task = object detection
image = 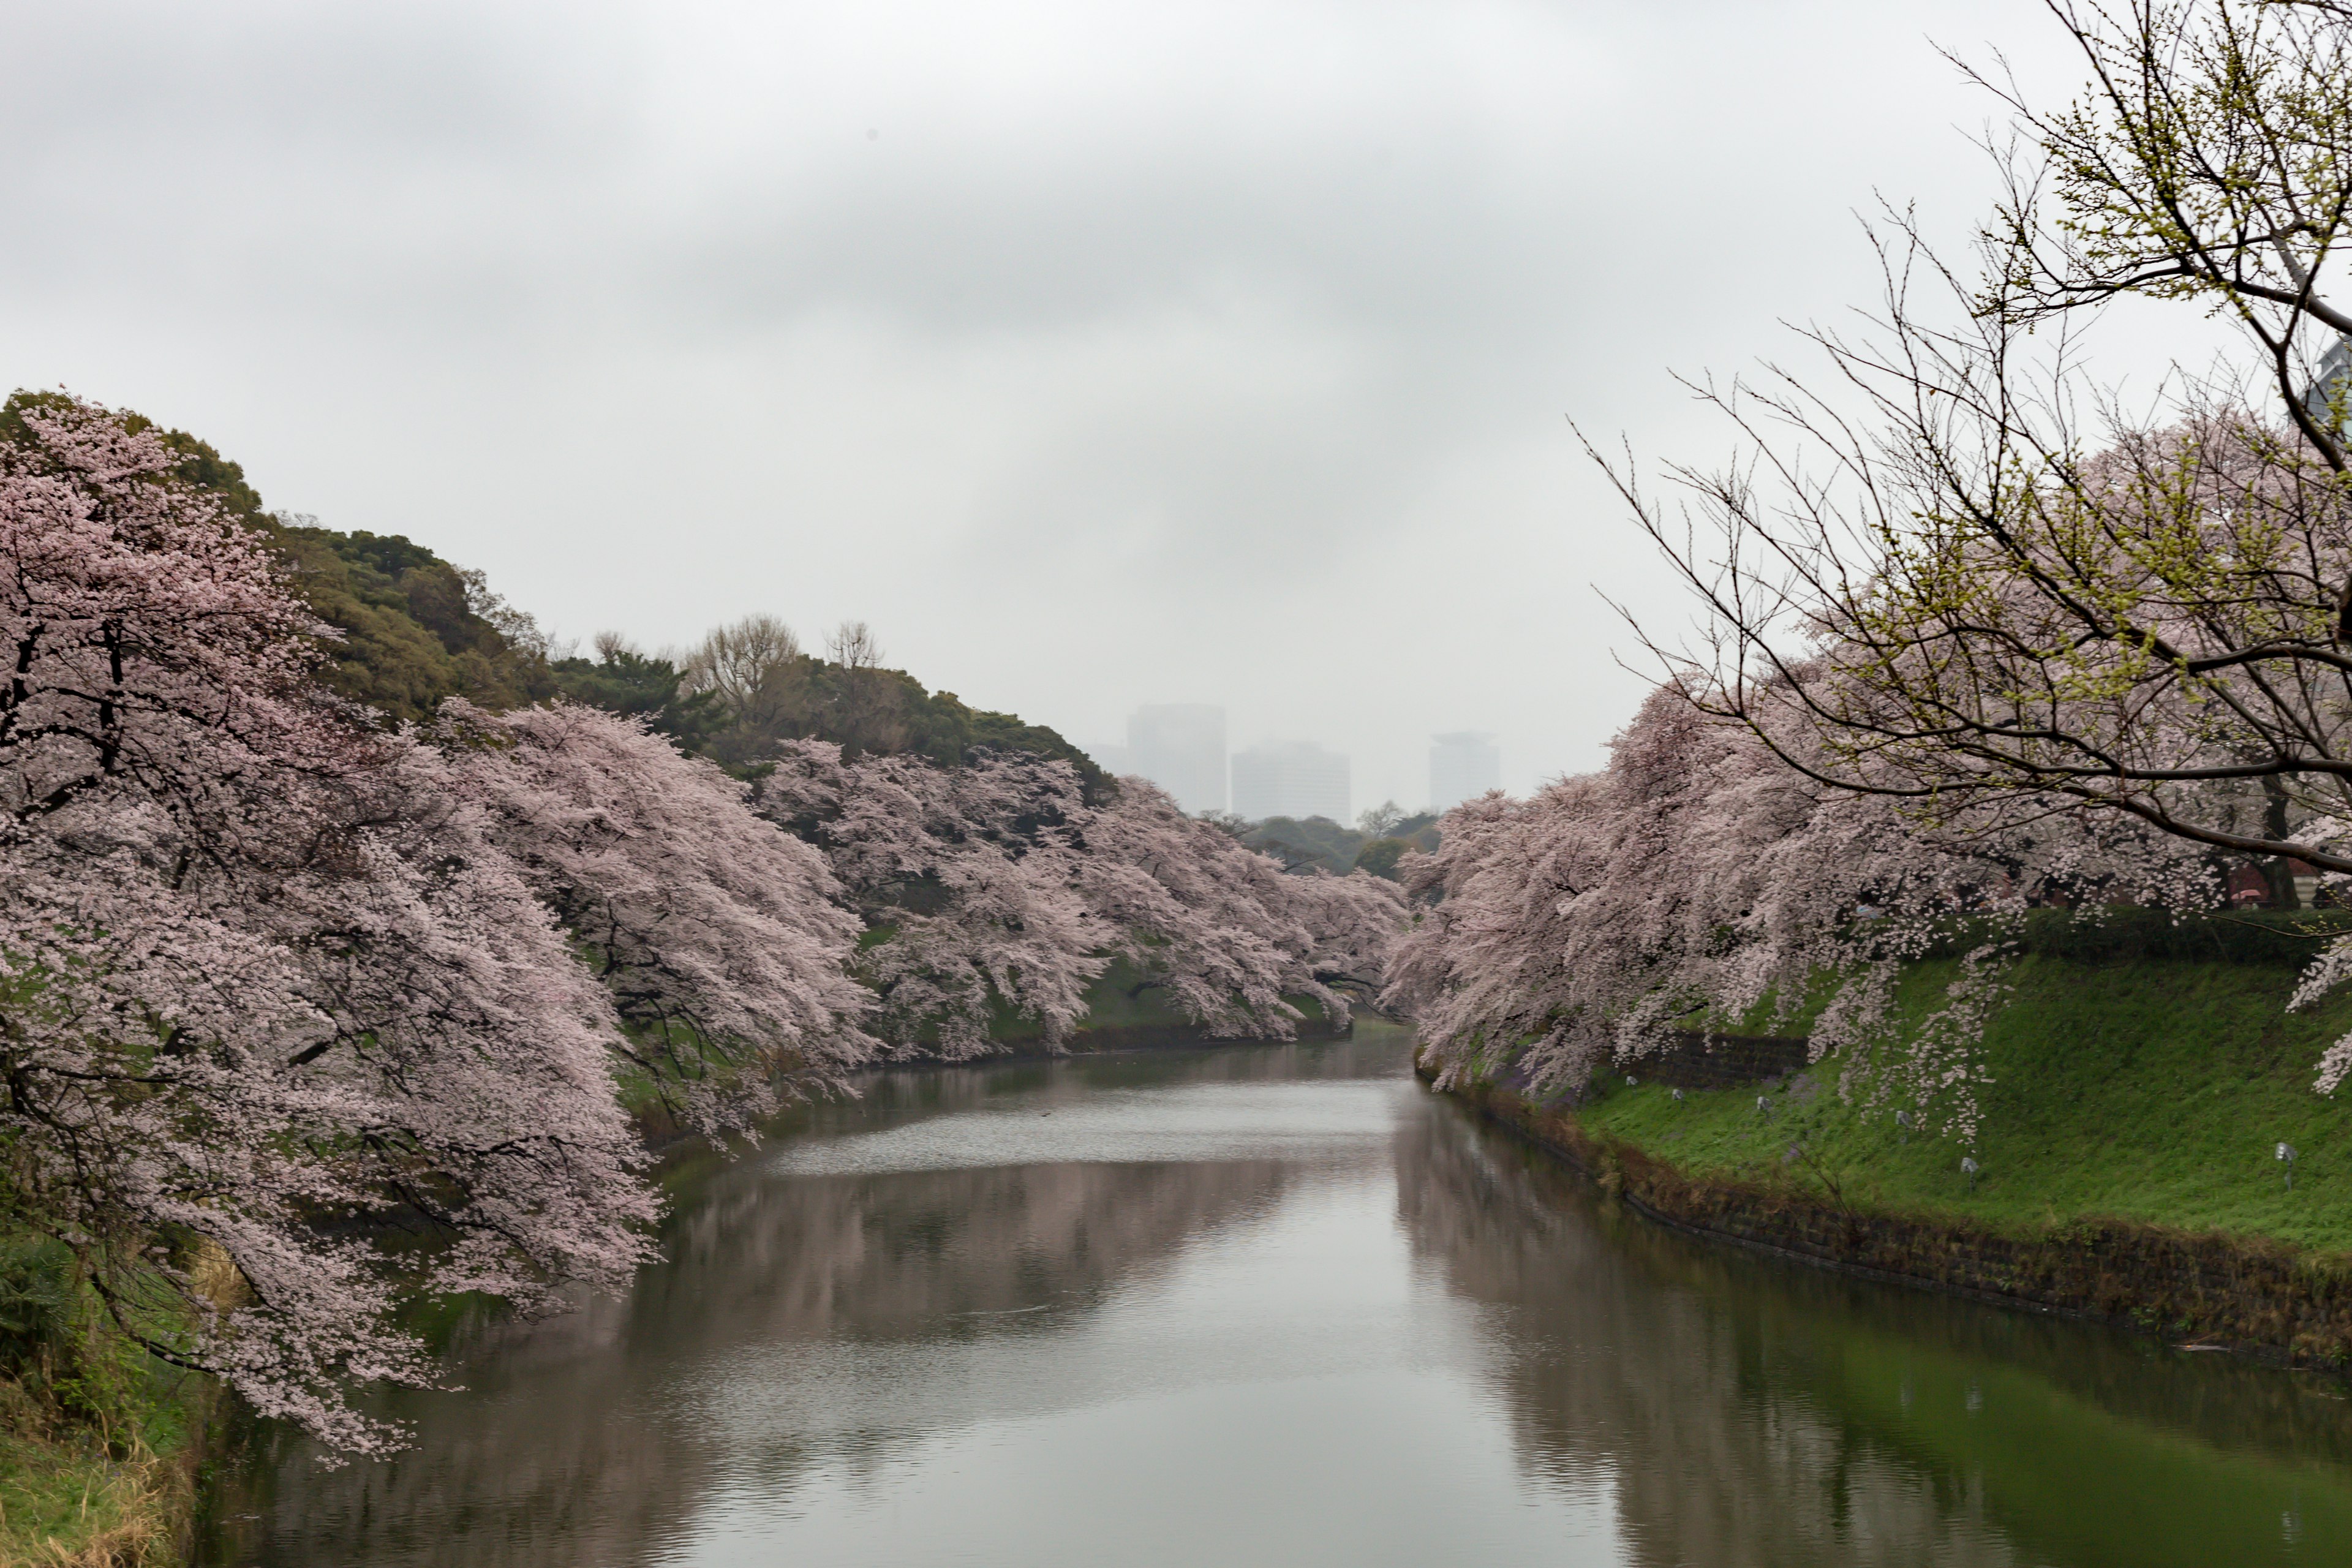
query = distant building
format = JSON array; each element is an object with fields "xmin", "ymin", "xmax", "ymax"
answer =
[
  {"xmin": 1127, "ymin": 704, "xmax": 1226, "ymax": 815},
  {"xmin": 1429, "ymin": 732, "xmax": 1501, "ymax": 812},
  {"xmin": 2305, "ymin": 336, "xmax": 2352, "ymax": 429},
  {"xmin": 1231, "ymin": 741, "xmax": 1350, "ymax": 823}
]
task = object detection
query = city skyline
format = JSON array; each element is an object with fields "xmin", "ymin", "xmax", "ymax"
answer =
[
  {"xmin": 1430, "ymin": 733, "xmax": 1501, "ymax": 813},
  {"xmin": 1231, "ymin": 739, "xmax": 1351, "ymax": 824},
  {"xmin": 1103, "ymin": 704, "xmax": 1501, "ymax": 818},
  {"xmin": 1123, "ymin": 703, "xmax": 1227, "ymax": 816}
]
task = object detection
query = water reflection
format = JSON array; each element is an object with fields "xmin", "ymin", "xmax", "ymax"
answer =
[
  {"xmin": 202, "ymin": 1029, "xmax": 2352, "ymax": 1567},
  {"xmin": 1395, "ymin": 1086, "xmax": 2352, "ymax": 1567}
]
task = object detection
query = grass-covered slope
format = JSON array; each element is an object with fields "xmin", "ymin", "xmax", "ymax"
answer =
[
  {"xmin": 1577, "ymin": 956, "xmax": 2352, "ymax": 1250},
  {"xmin": 0, "ymin": 1238, "xmax": 217, "ymax": 1567}
]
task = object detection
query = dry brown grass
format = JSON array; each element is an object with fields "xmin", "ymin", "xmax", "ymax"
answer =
[
  {"xmin": 183, "ymin": 1243, "xmax": 248, "ymax": 1316},
  {"xmin": 0, "ymin": 1434, "xmax": 186, "ymax": 1568}
]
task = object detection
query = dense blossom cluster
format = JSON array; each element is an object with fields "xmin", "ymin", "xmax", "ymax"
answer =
[
  {"xmin": 758, "ymin": 744, "xmax": 1107, "ymax": 1056},
  {"xmin": 758, "ymin": 744, "xmax": 1403, "ymax": 1056},
  {"xmin": 0, "ymin": 401, "xmax": 662, "ymax": 1449},
  {"xmin": 0, "ymin": 396, "xmax": 1404, "ymax": 1453},
  {"xmin": 1572, "ymin": 1, "xmax": 2352, "ymax": 1118},
  {"xmin": 1383, "ymin": 685, "xmax": 2225, "ymax": 1143},
  {"xmin": 431, "ymin": 700, "xmax": 879, "ymax": 1130}
]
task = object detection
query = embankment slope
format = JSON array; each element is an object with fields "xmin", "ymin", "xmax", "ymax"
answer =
[{"xmin": 1439, "ymin": 953, "xmax": 2352, "ymax": 1365}]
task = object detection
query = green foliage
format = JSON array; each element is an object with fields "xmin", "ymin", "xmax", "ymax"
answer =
[
  {"xmin": 678, "ymin": 640, "xmax": 1110, "ymax": 795},
  {"xmin": 1580, "ymin": 956, "xmax": 2352, "ymax": 1250},
  {"xmin": 902, "ymin": 682, "xmax": 1107, "ymax": 796},
  {"xmin": 1240, "ymin": 812, "xmax": 1440, "ymax": 878},
  {"xmin": 552, "ymin": 645, "xmax": 723, "ymax": 750},
  {"xmin": 0, "ymin": 1229, "xmax": 210, "ymax": 1566},
  {"xmin": 4, "ymin": 389, "xmax": 556, "ymax": 725},
  {"xmin": 276, "ymin": 522, "xmax": 556, "ymax": 721},
  {"xmin": 1245, "ymin": 815, "xmax": 1364, "ymax": 874},
  {"xmin": 0, "ymin": 1240, "xmax": 77, "ymax": 1380}
]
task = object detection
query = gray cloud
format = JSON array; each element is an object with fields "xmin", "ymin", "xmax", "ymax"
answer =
[{"xmin": 1, "ymin": 0, "xmax": 2094, "ymax": 805}]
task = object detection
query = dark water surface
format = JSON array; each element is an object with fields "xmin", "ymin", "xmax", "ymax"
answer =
[{"xmin": 202, "ymin": 1025, "xmax": 2352, "ymax": 1566}]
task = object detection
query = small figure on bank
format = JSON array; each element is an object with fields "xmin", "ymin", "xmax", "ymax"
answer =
[{"xmin": 2278, "ymin": 1142, "xmax": 2297, "ymax": 1191}]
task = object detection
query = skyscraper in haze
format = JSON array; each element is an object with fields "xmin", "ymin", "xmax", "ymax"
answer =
[
  {"xmin": 1127, "ymin": 704, "xmax": 1226, "ymax": 814},
  {"xmin": 1231, "ymin": 741, "xmax": 1351, "ymax": 823},
  {"xmin": 1429, "ymin": 732, "xmax": 1501, "ymax": 811}
]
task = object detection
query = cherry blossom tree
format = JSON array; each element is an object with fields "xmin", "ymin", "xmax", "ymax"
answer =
[
  {"xmin": 758, "ymin": 742, "xmax": 1109, "ymax": 1057},
  {"xmin": 1, "ymin": 391, "xmax": 345, "ymax": 829},
  {"xmin": 431, "ymin": 700, "xmax": 877, "ymax": 1132},
  {"xmin": 759, "ymin": 749, "xmax": 1406, "ymax": 1054},
  {"xmin": 1561, "ymin": 1, "xmax": 2352, "ymax": 1104},
  {"xmin": 0, "ymin": 392, "xmax": 1406, "ymax": 1459},
  {"xmin": 1384, "ymin": 685, "xmax": 2214, "ymax": 1139},
  {"xmin": 1074, "ymin": 777, "xmax": 1406, "ymax": 1037},
  {"xmin": 0, "ymin": 398, "xmax": 661, "ymax": 1452}
]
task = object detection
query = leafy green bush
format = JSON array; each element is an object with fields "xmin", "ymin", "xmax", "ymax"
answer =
[{"xmin": 0, "ymin": 1238, "xmax": 78, "ymax": 1379}]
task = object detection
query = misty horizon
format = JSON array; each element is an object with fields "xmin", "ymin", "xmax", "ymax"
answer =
[{"xmin": 2, "ymin": 1, "xmax": 2161, "ymax": 805}]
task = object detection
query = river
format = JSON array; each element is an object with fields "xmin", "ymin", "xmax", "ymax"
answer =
[{"xmin": 198, "ymin": 1023, "xmax": 2352, "ymax": 1566}]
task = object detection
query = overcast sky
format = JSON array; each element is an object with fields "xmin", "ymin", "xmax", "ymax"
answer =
[{"xmin": 5, "ymin": 0, "xmax": 2120, "ymax": 807}]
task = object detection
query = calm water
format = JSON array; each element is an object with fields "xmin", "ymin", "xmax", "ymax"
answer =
[{"xmin": 202, "ymin": 1025, "xmax": 2352, "ymax": 1566}]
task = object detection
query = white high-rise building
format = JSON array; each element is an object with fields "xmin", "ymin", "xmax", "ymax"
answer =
[
  {"xmin": 1231, "ymin": 741, "xmax": 1351, "ymax": 823},
  {"xmin": 1430, "ymin": 732, "xmax": 1501, "ymax": 812},
  {"xmin": 1127, "ymin": 704, "xmax": 1226, "ymax": 815}
]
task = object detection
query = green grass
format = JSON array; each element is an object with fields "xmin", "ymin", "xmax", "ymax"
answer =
[
  {"xmin": 1578, "ymin": 955, "xmax": 2352, "ymax": 1250},
  {"xmin": 0, "ymin": 1381, "xmax": 200, "ymax": 1567},
  {"xmin": 0, "ymin": 1246, "xmax": 214, "ymax": 1567}
]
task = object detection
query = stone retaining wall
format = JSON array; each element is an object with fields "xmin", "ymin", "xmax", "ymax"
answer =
[{"xmin": 1439, "ymin": 1068, "xmax": 2352, "ymax": 1371}]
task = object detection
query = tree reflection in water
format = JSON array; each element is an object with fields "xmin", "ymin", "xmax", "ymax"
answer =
[
  {"xmin": 200, "ymin": 1042, "xmax": 1388, "ymax": 1567},
  {"xmin": 203, "ymin": 1036, "xmax": 2352, "ymax": 1568},
  {"xmin": 1393, "ymin": 1098, "xmax": 2352, "ymax": 1568}
]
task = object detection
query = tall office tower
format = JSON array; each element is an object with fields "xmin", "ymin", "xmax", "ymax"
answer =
[
  {"xmin": 1126, "ymin": 704, "xmax": 1227, "ymax": 815},
  {"xmin": 1429, "ymin": 732, "xmax": 1501, "ymax": 812},
  {"xmin": 1230, "ymin": 741, "xmax": 1351, "ymax": 823}
]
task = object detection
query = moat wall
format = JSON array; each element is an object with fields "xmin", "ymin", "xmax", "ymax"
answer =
[{"xmin": 1433, "ymin": 1064, "xmax": 2352, "ymax": 1371}]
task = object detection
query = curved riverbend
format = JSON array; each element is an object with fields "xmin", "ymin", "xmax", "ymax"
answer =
[{"xmin": 200, "ymin": 1025, "xmax": 2352, "ymax": 1566}]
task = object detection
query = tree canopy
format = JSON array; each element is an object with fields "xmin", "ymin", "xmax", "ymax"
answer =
[{"xmin": 0, "ymin": 391, "xmax": 1403, "ymax": 1457}]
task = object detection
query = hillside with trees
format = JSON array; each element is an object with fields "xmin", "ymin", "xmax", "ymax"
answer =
[
  {"xmin": 1389, "ymin": 0, "xmax": 2352, "ymax": 1334},
  {"xmin": 1238, "ymin": 804, "xmax": 1440, "ymax": 879},
  {"xmin": 7, "ymin": 388, "xmax": 1109, "ymax": 793},
  {"xmin": 0, "ymin": 388, "xmax": 1405, "ymax": 1525}
]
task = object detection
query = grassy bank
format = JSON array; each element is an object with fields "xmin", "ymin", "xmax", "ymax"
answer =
[
  {"xmin": 1582, "ymin": 955, "xmax": 2352, "ymax": 1249},
  {"xmin": 0, "ymin": 1243, "xmax": 216, "ymax": 1567},
  {"xmin": 1435, "ymin": 952, "xmax": 2352, "ymax": 1365},
  {"xmin": 0, "ymin": 1392, "xmax": 205, "ymax": 1568}
]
